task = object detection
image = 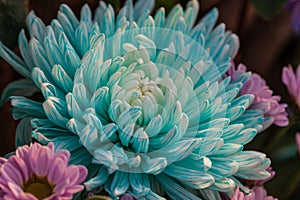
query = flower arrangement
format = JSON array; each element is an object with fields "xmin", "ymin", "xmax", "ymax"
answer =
[{"xmin": 0, "ymin": 0, "xmax": 299, "ymax": 199}]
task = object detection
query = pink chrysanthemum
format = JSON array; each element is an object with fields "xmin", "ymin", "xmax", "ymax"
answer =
[
  {"xmin": 230, "ymin": 187, "xmax": 254, "ymax": 200},
  {"xmin": 251, "ymin": 187, "xmax": 278, "ymax": 200},
  {"xmin": 228, "ymin": 63, "xmax": 288, "ymax": 129},
  {"xmin": 228, "ymin": 186, "xmax": 277, "ymax": 200},
  {"xmin": 0, "ymin": 143, "xmax": 87, "ymax": 200},
  {"xmin": 221, "ymin": 167, "xmax": 277, "ymax": 200},
  {"xmin": 282, "ymin": 65, "xmax": 300, "ymax": 109}
]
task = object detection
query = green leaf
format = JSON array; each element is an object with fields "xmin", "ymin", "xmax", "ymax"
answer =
[
  {"xmin": 0, "ymin": 0, "xmax": 28, "ymax": 49},
  {"xmin": 85, "ymin": 196, "xmax": 112, "ymax": 200},
  {"xmin": 15, "ymin": 117, "xmax": 32, "ymax": 147},
  {"xmin": 0, "ymin": 78, "xmax": 39, "ymax": 105},
  {"xmin": 251, "ymin": 0, "xmax": 287, "ymax": 20}
]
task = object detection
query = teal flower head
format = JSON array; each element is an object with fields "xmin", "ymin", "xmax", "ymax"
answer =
[{"xmin": 0, "ymin": 0, "xmax": 274, "ymax": 199}]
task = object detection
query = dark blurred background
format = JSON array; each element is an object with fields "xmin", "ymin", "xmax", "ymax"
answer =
[{"xmin": 0, "ymin": 0, "xmax": 299, "ymax": 199}]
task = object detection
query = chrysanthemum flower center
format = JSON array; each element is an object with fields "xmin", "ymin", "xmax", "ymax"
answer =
[
  {"xmin": 117, "ymin": 66, "xmax": 167, "ymax": 127},
  {"xmin": 130, "ymin": 81, "xmax": 163, "ymax": 105},
  {"xmin": 22, "ymin": 175, "xmax": 54, "ymax": 200}
]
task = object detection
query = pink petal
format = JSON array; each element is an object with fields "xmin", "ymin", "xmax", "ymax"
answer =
[
  {"xmin": 65, "ymin": 165, "xmax": 80, "ymax": 186},
  {"xmin": 34, "ymin": 146, "xmax": 52, "ymax": 177},
  {"xmin": 0, "ymin": 157, "xmax": 7, "ymax": 165},
  {"xmin": 15, "ymin": 145, "xmax": 30, "ymax": 159},
  {"xmin": 19, "ymin": 192, "xmax": 38, "ymax": 200},
  {"xmin": 47, "ymin": 193, "xmax": 72, "ymax": 200},
  {"xmin": 47, "ymin": 158, "xmax": 66, "ymax": 184},
  {"xmin": 47, "ymin": 142, "xmax": 55, "ymax": 152},
  {"xmin": 65, "ymin": 185, "xmax": 84, "ymax": 194},
  {"xmin": 252, "ymin": 101, "xmax": 271, "ymax": 113},
  {"xmin": 9, "ymin": 156, "xmax": 29, "ymax": 181},
  {"xmin": 274, "ymin": 115, "xmax": 289, "ymax": 127},
  {"xmin": 1, "ymin": 162, "xmax": 23, "ymax": 185},
  {"xmin": 76, "ymin": 165, "xmax": 88, "ymax": 184},
  {"xmin": 296, "ymin": 133, "xmax": 300, "ymax": 156},
  {"xmin": 0, "ymin": 179, "xmax": 12, "ymax": 194},
  {"xmin": 53, "ymin": 150, "xmax": 70, "ymax": 166},
  {"xmin": 259, "ymin": 89, "xmax": 273, "ymax": 99},
  {"xmin": 296, "ymin": 64, "xmax": 300, "ymax": 79},
  {"xmin": 65, "ymin": 165, "xmax": 87, "ymax": 186},
  {"xmin": 231, "ymin": 187, "xmax": 244, "ymax": 200},
  {"xmin": 237, "ymin": 64, "xmax": 247, "ymax": 72},
  {"xmin": 28, "ymin": 143, "xmax": 41, "ymax": 173},
  {"xmin": 238, "ymin": 190, "xmax": 254, "ymax": 200},
  {"xmin": 53, "ymin": 178, "xmax": 69, "ymax": 195},
  {"xmin": 253, "ymin": 187, "xmax": 266, "ymax": 199},
  {"xmin": 282, "ymin": 66, "xmax": 297, "ymax": 96},
  {"xmin": 7, "ymin": 182, "xmax": 23, "ymax": 199},
  {"xmin": 15, "ymin": 145, "xmax": 30, "ymax": 168}
]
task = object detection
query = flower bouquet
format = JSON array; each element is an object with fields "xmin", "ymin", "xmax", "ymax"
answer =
[{"xmin": 0, "ymin": 0, "xmax": 299, "ymax": 199}]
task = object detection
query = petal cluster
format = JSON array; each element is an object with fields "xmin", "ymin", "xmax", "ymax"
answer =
[
  {"xmin": 282, "ymin": 65, "xmax": 300, "ymax": 109},
  {"xmin": 0, "ymin": 143, "xmax": 87, "ymax": 200},
  {"xmin": 230, "ymin": 187, "xmax": 254, "ymax": 200},
  {"xmin": 228, "ymin": 63, "xmax": 288, "ymax": 129},
  {"xmin": 221, "ymin": 167, "xmax": 277, "ymax": 200},
  {"xmin": 0, "ymin": 0, "xmax": 276, "ymax": 199},
  {"xmin": 228, "ymin": 186, "xmax": 277, "ymax": 200}
]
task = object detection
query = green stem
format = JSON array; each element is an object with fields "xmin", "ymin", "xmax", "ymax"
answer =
[
  {"xmin": 283, "ymin": 168, "xmax": 300, "ymax": 199},
  {"xmin": 265, "ymin": 123, "xmax": 292, "ymax": 152}
]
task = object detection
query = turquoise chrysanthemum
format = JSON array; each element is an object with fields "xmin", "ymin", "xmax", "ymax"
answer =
[{"xmin": 0, "ymin": 0, "xmax": 272, "ymax": 199}]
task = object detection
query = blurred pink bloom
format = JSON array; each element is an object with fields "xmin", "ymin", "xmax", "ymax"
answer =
[
  {"xmin": 120, "ymin": 193, "xmax": 135, "ymax": 200},
  {"xmin": 231, "ymin": 187, "xmax": 254, "ymax": 200},
  {"xmin": 0, "ymin": 143, "xmax": 88, "ymax": 200},
  {"xmin": 230, "ymin": 186, "xmax": 277, "ymax": 200},
  {"xmin": 252, "ymin": 186, "xmax": 278, "ymax": 200},
  {"xmin": 225, "ymin": 167, "xmax": 277, "ymax": 200},
  {"xmin": 286, "ymin": 0, "xmax": 300, "ymax": 33},
  {"xmin": 282, "ymin": 65, "xmax": 300, "ymax": 108},
  {"xmin": 296, "ymin": 133, "xmax": 300, "ymax": 156},
  {"xmin": 228, "ymin": 64, "xmax": 288, "ymax": 129}
]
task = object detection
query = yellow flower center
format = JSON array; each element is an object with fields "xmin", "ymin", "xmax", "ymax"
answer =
[{"xmin": 22, "ymin": 175, "xmax": 55, "ymax": 200}]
